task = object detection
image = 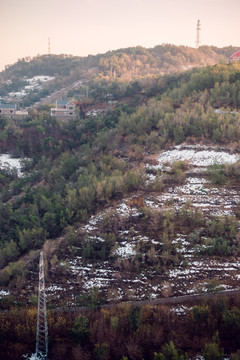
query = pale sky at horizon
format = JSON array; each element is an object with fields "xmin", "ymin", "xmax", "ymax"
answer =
[{"xmin": 1, "ymin": 0, "xmax": 239, "ymax": 71}]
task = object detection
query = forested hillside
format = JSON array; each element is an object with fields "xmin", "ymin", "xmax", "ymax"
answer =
[
  {"xmin": 0, "ymin": 61, "xmax": 240, "ymax": 281},
  {"xmin": 0, "ymin": 52, "xmax": 240, "ymax": 359},
  {"xmin": 1, "ymin": 44, "xmax": 239, "ymax": 106},
  {"xmin": 2, "ymin": 44, "xmax": 238, "ymax": 80}
]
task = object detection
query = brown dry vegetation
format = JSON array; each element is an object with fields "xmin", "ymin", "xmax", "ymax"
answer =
[{"xmin": 1, "ymin": 295, "xmax": 240, "ymax": 360}]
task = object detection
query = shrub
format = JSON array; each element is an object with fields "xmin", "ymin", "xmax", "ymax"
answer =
[
  {"xmin": 154, "ymin": 341, "xmax": 188, "ymax": 360},
  {"xmin": 192, "ymin": 305, "xmax": 210, "ymax": 323},
  {"xmin": 230, "ymin": 350, "xmax": 240, "ymax": 360},
  {"xmin": 69, "ymin": 315, "xmax": 90, "ymax": 345},
  {"xmin": 207, "ymin": 164, "xmax": 226, "ymax": 185},
  {"xmin": 188, "ymin": 229, "xmax": 202, "ymax": 244},
  {"xmin": 223, "ymin": 307, "xmax": 240, "ymax": 335},
  {"xmin": 129, "ymin": 305, "xmax": 142, "ymax": 333},
  {"xmin": 94, "ymin": 343, "xmax": 109, "ymax": 360},
  {"xmin": 82, "ymin": 233, "xmax": 116, "ymax": 262},
  {"xmin": 203, "ymin": 342, "xmax": 224, "ymax": 360}
]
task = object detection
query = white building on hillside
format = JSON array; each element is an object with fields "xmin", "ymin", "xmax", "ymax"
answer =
[{"xmin": 50, "ymin": 100, "xmax": 76, "ymax": 120}]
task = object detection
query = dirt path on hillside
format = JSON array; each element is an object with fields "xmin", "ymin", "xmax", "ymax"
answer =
[{"xmin": 58, "ymin": 288, "xmax": 240, "ymax": 312}]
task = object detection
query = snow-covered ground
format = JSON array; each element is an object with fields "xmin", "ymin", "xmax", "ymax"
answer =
[
  {"xmin": 145, "ymin": 176, "xmax": 240, "ymax": 216},
  {"xmin": 51, "ymin": 145, "xmax": 240, "ymax": 304},
  {"xmin": 0, "ymin": 154, "xmax": 27, "ymax": 176},
  {"xmin": 145, "ymin": 145, "xmax": 240, "ymax": 216},
  {"xmin": 150, "ymin": 145, "xmax": 240, "ymax": 171},
  {"xmin": 114, "ymin": 241, "xmax": 137, "ymax": 258},
  {"xmin": 7, "ymin": 75, "xmax": 55, "ymax": 100},
  {"xmin": 0, "ymin": 289, "xmax": 10, "ymax": 298},
  {"xmin": 26, "ymin": 75, "xmax": 55, "ymax": 84},
  {"xmin": 3, "ymin": 144, "xmax": 239, "ymax": 306}
]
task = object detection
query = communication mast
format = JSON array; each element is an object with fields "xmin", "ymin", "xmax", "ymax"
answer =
[
  {"xmin": 35, "ymin": 251, "xmax": 48, "ymax": 359},
  {"xmin": 196, "ymin": 19, "xmax": 201, "ymax": 48},
  {"xmin": 48, "ymin": 38, "xmax": 51, "ymax": 56}
]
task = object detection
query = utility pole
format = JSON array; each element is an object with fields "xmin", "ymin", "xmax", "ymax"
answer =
[
  {"xmin": 35, "ymin": 251, "xmax": 48, "ymax": 359},
  {"xmin": 196, "ymin": 19, "xmax": 201, "ymax": 48}
]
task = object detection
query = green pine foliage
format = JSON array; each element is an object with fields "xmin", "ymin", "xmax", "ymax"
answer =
[{"xmin": 0, "ymin": 60, "xmax": 240, "ymax": 282}]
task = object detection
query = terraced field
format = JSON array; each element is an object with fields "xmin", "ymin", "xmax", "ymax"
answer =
[
  {"xmin": 1, "ymin": 144, "xmax": 240, "ymax": 307},
  {"xmin": 37, "ymin": 144, "xmax": 240, "ymax": 307}
]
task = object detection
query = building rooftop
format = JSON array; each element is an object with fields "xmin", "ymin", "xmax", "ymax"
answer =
[
  {"xmin": 229, "ymin": 51, "xmax": 240, "ymax": 60},
  {"xmin": 0, "ymin": 103, "xmax": 16, "ymax": 109},
  {"xmin": 56, "ymin": 100, "xmax": 69, "ymax": 106},
  {"xmin": 56, "ymin": 99, "xmax": 75, "ymax": 106}
]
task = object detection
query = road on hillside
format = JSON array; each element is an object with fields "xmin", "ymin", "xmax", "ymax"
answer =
[{"xmin": 57, "ymin": 287, "xmax": 240, "ymax": 312}]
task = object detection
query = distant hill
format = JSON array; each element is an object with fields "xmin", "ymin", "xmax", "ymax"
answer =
[
  {"xmin": 0, "ymin": 44, "xmax": 239, "ymax": 108},
  {"xmin": 2, "ymin": 45, "xmax": 240, "ymax": 79}
]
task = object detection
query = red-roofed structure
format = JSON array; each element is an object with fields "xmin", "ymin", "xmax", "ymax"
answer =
[{"xmin": 229, "ymin": 51, "xmax": 240, "ymax": 61}]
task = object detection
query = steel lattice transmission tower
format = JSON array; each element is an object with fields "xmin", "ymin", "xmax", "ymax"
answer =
[
  {"xmin": 48, "ymin": 38, "xmax": 51, "ymax": 56},
  {"xmin": 196, "ymin": 19, "xmax": 201, "ymax": 48},
  {"xmin": 35, "ymin": 251, "xmax": 48, "ymax": 359}
]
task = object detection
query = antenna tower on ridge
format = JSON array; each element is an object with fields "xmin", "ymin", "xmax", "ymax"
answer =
[
  {"xmin": 196, "ymin": 19, "xmax": 201, "ymax": 48},
  {"xmin": 35, "ymin": 251, "xmax": 48, "ymax": 359},
  {"xmin": 48, "ymin": 38, "xmax": 51, "ymax": 56}
]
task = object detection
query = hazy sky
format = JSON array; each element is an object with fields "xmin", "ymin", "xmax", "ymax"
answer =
[{"xmin": 1, "ymin": 0, "xmax": 239, "ymax": 71}]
